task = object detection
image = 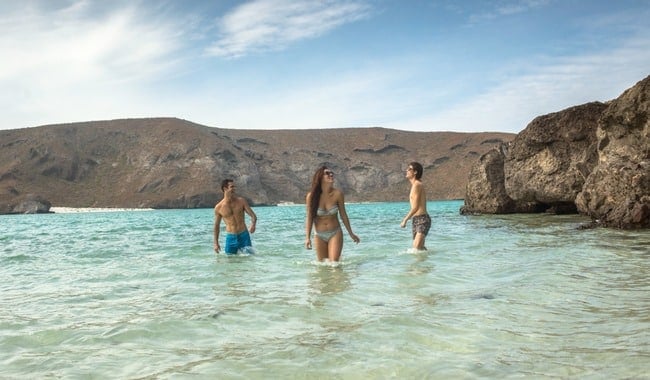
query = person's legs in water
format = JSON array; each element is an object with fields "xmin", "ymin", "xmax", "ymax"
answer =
[
  {"xmin": 327, "ymin": 229, "xmax": 344, "ymax": 261},
  {"xmin": 314, "ymin": 228, "xmax": 343, "ymax": 261},
  {"xmin": 413, "ymin": 232, "xmax": 426, "ymax": 250},
  {"xmin": 313, "ymin": 233, "xmax": 329, "ymax": 261}
]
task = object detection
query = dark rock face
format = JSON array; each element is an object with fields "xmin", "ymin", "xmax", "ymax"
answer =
[
  {"xmin": 152, "ymin": 192, "xmax": 221, "ymax": 209},
  {"xmin": 504, "ymin": 102, "xmax": 606, "ymax": 205},
  {"xmin": 575, "ymin": 76, "xmax": 650, "ymax": 228},
  {"xmin": 463, "ymin": 75, "xmax": 650, "ymax": 229}
]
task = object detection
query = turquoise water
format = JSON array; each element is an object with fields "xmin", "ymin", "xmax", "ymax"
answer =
[{"xmin": 1, "ymin": 201, "xmax": 648, "ymax": 379}]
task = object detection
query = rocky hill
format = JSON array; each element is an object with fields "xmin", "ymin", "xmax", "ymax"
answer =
[{"xmin": 0, "ymin": 120, "xmax": 513, "ymax": 213}]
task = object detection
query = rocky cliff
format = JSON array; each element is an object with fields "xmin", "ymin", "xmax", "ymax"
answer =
[
  {"xmin": 0, "ymin": 120, "xmax": 513, "ymax": 213},
  {"xmin": 575, "ymin": 76, "xmax": 650, "ymax": 228},
  {"xmin": 462, "ymin": 75, "xmax": 649, "ymax": 229}
]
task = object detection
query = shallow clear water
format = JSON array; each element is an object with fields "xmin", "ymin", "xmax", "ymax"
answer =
[{"xmin": 1, "ymin": 201, "xmax": 648, "ymax": 379}]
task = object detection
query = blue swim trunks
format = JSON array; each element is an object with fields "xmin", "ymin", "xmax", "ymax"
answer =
[{"xmin": 225, "ymin": 230, "xmax": 253, "ymax": 255}]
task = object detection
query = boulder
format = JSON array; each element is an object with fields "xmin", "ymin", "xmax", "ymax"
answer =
[
  {"xmin": 460, "ymin": 144, "xmax": 538, "ymax": 214},
  {"xmin": 11, "ymin": 194, "xmax": 52, "ymax": 214}
]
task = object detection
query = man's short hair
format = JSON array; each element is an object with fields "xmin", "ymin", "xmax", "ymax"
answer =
[
  {"xmin": 410, "ymin": 162, "xmax": 423, "ymax": 180},
  {"xmin": 221, "ymin": 179, "xmax": 233, "ymax": 192}
]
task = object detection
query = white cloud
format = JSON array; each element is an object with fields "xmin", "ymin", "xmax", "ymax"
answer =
[
  {"xmin": 0, "ymin": 1, "xmax": 188, "ymax": 129},
  {"xmin": 387, "ymin": 35, "xmax": 650, "ymax": 133},
  {"xmin": 466, "ymin": 0, "xmax": 550, "ymax": 23},
  {"xmin": 206, "ymin": 0, "xmax": 371, "ymax": 58},
  {"xmin": 1, "ymin": 2, "xmax": 185, "ymax": 82},
  {"xmin": 165, "ymin": 27, "xmax": 650, "ymax": 133},
  {"xmin": 176, "ymin": 65, "xmax": 397, "ymax": 129}
]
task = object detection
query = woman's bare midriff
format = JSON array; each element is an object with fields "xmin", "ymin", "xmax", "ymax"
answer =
[{"xmin": 315, "ymin": 214, "xmax": 339, "ymax": 231}]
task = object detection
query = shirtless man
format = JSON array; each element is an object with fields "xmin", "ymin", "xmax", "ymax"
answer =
[
  {"xmin": 400, "ymin": 162, "xmax": 431, "ymax": 250},
  {"xmin": 214, "ymin": 179, "xmax": 257, "ymax": 255}
]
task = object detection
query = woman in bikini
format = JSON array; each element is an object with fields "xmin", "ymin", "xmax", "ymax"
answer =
[{"xmin": 305, "ymin": 166, "xmax": 360, "ymax": 262}]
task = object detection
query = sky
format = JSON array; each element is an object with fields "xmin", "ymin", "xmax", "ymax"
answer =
[{"xmin": 1, "ymin": 0, "xmax": 649, "ymax": 134}]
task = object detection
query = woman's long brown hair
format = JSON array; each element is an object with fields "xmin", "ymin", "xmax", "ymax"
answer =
[{"xmin": 308, "ymin": 166, "xmax": 327, "ymax": 221}]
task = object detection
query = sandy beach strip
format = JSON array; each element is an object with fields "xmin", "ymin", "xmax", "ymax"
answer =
[{"xmin": 50, "ymin": 207, "xmax": 155, "ymax": 213}]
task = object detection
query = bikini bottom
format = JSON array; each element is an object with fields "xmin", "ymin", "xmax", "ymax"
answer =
[{"xmin": 315, "ymin": 227, "xmax": 341, "ymax": 243}]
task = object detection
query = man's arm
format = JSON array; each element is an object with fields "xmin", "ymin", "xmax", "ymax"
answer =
[
  {"xmin": 214, "ymin": 208, "xmax": 222, "ymax": 252},
  {"xmin": 242, "ymin": 199, "xmax": 257, "ymax": 233}
]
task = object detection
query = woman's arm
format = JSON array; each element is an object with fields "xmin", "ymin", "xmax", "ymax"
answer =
[
  {"xmin": 337, "ymin": 191, "xmax": 360, "ymax": 243},
  {"xmin": 305, "ymin": 193, "xmax": 313, "ymax": 249}
]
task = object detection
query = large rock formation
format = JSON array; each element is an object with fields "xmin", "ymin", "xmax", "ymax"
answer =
[
  {"xmin": 462, "ymin": 75, "xmax": 650, "ymax": 229},
  {"xmin": 575, "ymin": 76, "xmax": 650, "ymax": 228},
  {"xmin": 0, "ymin": 119, "xmax": 513, "ymax": 212}
]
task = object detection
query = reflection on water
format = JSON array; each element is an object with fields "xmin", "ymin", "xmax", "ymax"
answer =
[
  {"xmin": 406, "ymin": 250, "xmax": 434, "ymax": 276},
  {"xmin": 309, "ymin": 265, "xmax": 351, "ymax": 296}
]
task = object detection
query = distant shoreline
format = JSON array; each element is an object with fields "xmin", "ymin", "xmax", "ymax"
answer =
[{"xmin": 50, "ymin": 207, "xmax": 155, "ymax": 214}]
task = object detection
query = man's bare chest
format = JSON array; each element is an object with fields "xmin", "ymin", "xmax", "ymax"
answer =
[{"xmin": 220, "ymin": 202, "xmax": 243, "ymax": 217}]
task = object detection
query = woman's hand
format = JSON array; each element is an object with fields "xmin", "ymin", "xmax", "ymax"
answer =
[
  {"xmin": 350, "ymin": 233, "xmax": 360, "ymax": 244},
  {"xmin": 305, "ymin": 238, "xmax": 312, "ymax": 249}
]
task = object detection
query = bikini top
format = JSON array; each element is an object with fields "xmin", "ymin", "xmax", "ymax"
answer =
[{"xmin": 317, "ymin": 204, "xmax": 339, "ymax": 217}]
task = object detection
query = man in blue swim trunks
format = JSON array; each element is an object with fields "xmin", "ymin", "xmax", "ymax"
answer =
[
  {"xmin": 400, "ymin": 162, "xmax": 431, "ymax": 250},
  {"xmin": 214, "ymin": 179, "xmax": 257, "ymax": 255}
]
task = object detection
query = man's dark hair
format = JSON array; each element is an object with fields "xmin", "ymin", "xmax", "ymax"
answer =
[
  {"xmin": 410, "ymin": 162, "xmax": 423, "ymax": 180},
  {"xmin": 221, "ymin": 179, "xmax": 233, "ymax": 192}
]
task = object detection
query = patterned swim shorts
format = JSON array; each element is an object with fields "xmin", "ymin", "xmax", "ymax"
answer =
[{"xmin": 412, "ymin": 214, "xmax": 431, "ymax": 238}]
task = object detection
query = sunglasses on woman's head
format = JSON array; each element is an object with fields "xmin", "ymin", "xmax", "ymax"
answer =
[{"xmin": 324, "ymin": 170, "xmax": 334, "ymax": 177}]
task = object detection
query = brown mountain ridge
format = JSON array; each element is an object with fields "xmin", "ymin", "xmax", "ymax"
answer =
[{"xmin": 0, "ymin": 118, "xmax": 514, "ymax": 212}]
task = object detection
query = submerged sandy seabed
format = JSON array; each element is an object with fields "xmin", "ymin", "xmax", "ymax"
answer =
[{"xmin": 50, "ymin": 207, "xmax": 155, "ymax": 213}]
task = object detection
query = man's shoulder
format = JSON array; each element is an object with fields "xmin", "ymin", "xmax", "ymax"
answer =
[
  {"xmin": 412, "ymin": 180, "xmax": 424, "ymax": 191},
  {"xmin": 410, "ymin": 179, "xmax": 422, "ymax": 187}
]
